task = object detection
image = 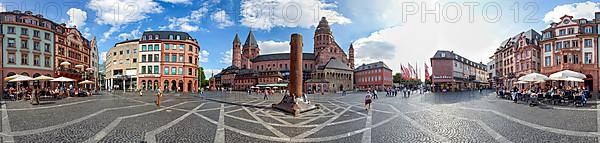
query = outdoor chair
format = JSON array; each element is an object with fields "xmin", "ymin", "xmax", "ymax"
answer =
[
  {"xmin": 552, "ymin": 95, "xmax": 561, "ymax": 105},
  {"xmin": 574, "ymin": 96, "xmax": 584, "ymax": 107}
]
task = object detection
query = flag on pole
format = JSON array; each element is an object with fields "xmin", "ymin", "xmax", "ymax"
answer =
[
  {"xmin": 408, "ymin": 63, "xmax": 414, "ymax": 80},
  {"xmin": 424, "ymin": 63, "xmax": 430, "ymax": 81}
]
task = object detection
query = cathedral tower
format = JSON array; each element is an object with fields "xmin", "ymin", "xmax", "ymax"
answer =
[
  {"xmin": 232, "ymin": 33, "xmax": 241, "ymax": 68},
  {"xmin": 349, "ymin": 43, "xmax": 355, "ymax": 69},
  {"xmin": 241, "ymin": 30, "xmax": 260, "ymax": 69}
]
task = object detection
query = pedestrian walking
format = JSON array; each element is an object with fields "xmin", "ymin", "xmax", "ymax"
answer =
[
  {"xmin": 139, "ymin": 89, "xmax": 143, "ymax": 96},
  {"xmin": 263, "ymin": 90, "xmax": 269, "ymax": 100},
  {"xmin": 372, "ymin": 90, "xmax": 378, "ymax": 99},
  {"xmin": 156, "ymin": 89, "xmax": 163, "ymax": 107},
  {"xmin": 364, "ymin": 92, "xmax": 372, "ymax": 110}
]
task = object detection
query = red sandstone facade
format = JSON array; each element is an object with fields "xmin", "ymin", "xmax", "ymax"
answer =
[
  {"xmin": 540, "ymin": 15, "xmax": 600, "ymax": 91},
  {"xmin": 492, "ymin": 30, "xmax": 541, "ymax": 88},
  {"xmin": 354, "ymin": 61, "xmax": 393, "ymax": 90},
  {"xmin": 210, "ymin": 17, "xmax": 355, "ymax": 92}
]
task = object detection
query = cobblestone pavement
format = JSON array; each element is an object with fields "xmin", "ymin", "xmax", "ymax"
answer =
[{"xmin": 0, "ymin": 90, "xmax": 598, "ymax": 142}]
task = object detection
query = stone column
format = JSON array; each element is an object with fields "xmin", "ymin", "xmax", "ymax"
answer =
[{"xmin": 289, "ymin": 34, "xmax": 303, "ymax": 97}]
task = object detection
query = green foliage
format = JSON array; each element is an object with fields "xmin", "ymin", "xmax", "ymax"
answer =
[{"xmin": 198, "ymin": 67, "xmax": 209, "ymax": 87}]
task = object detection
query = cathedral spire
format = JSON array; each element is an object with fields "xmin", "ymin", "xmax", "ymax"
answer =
[
  {"xmin": 233, "ymin": 33, "xmax": 240, "ymax": 44},
  {"xmin": 244, "ymin": 30, "xmax": 258, "ymax": 47}
]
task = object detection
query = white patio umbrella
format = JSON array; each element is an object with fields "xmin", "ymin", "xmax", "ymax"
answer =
[
  {"xmin": 33, "ymin": 75, "xmax": 55, "ymax": 81},
  {"xmin": 51, "ymin": 77, "xmax": 75, "ymax": 82},
  {"xmin": 549, "ymin": 70, "xmax": 586, "ymax": 80},
  {"xmin": 518, "ymin": 73, "xmax": 549, "ymax": 82},
  {"xmin": 78, "ymin": 80, "xmax": 94, "ymax": 84},
  {"xmin": 9, "ymin": 76, "xmax": 33, "ymax": 82},
  {"xmin": 559, "ymin": 77, "xmax": 585, "ymax": 82},
  {"xmin": 4, "ymin": 74, "xmax": 24, "ymax": 81},
  {"xmin": 60, "ymin": 61, "xmax": 71, "ymax": 66},
  {"xmin": 515, "ymin": 81, "xmax": 529, "ymax": 84}
]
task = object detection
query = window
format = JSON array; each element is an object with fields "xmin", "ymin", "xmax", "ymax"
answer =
[
  {"xmin": 142, "ymin": 66, "xmax": 146, "ymax": 74},
  {"xmin": 154, "ymin": 66, "xmax": 159, "ymax": 74},
  {"xmin": 558, "ymin": 29, "xmax": 566, "ymax": 36},
  {"xmin": 585, "ymin": 27, "xmax": 593, "ymax": 33},
  {"xmin": 572, "ymin": 40, "xmax": 579, "ymax": 48},
  {"xmin": 574, "ymin": 55, "xmax": 579, "ymax": 64},
  {"xmin": 120, "ymin": 51, "xmax": 123, "ymax": 55},
  {"xmin": 21, "ymin": 53, "xmax": 28, "ymax": 65},
  {"xmin": 148, "ymin": 66, "xmax": 153, "ymax": 74},
  {"xmin": 154, "ymin": 54, "xmax": 159, "ymax": 62},
  {"xmin": 154, "ymin": 44, "xmax": 159, "ymax": 51},
  {"xmin": 555, "ymin": 42, "xmax": 562, "ymax": 50},
  {"xmin": 44, "ymin": 57, "xmax": 50, "ymax": 67},
  {"xmin": 33, "ymin": 42, "xmax": 40, "ymax": 50},
  {"xmin": 44, "ymin": 33, "xmax": 50, "ymax": 40},
  {"xmin": 126, "ymin": 50, "xmax": 130, "ymax": 54},
  {"xmin": 7, "ymin": 26, "xmax": 15, "ymax": 34},
  {"xmin": 133, "ymin": 58, "xmax": 137, "ymax": 63},
  {"xmin": 171, "ymin": 68, "xmax": 176, "ymax": 75},
  {"xmin": 165, "ymin": 55, "xmax": 170, "ymax": 62},
  {"xmin": 179, "ymin": 44, "xmax": 184, "ymax": 50},
  {"xmin": 142, "ymin": 45, "xmax": 147, "ymax": 51},
  {"xmin": 21, "ymin": 40, "xmax": 27, "ymax": 49},
  {"xmin": 189, "ymin": 56, "xmax": 192, "ymax": 63},
  {"xmin": 165, "ymin": 44, "xmax": 170, "ymax": 50},
  {"xmin": 44, "ymin": 44, "xmax": 50, "ymax": 52},
  {"xmin": 584, "ymin": 39, "xmax": 593, "ymax": 47},
  {"xmin": 188, "ymin": 68, "xmax": 192, "ymax": 75},
  {"xmin": 567, "ymin": 28, "xmax": 574, "ymax": 35},
  {"xmin": 148, "ymin": 54, "xmax": 153, "ymax": 62},
  {"xmin": 155, "ymin": 35, "xmax": 159, "ymax": 40},
  {"xmin": 113, "ymin": 52, "xmax": 116, "ymax": 56},
  {"xmin": 33, "ymin": 30, "xmax": 39, "ymax": 37},
  {"xmin": 7, "ymin": 38, "xmax": 15, "ymax": 47},
  {"xmin": 176, "ymin": 35, "xmax": 181, "ymax": 40},
  {"xmin": 544, "ymin": 32, "xmax": 551, "ymax": 39},
  {"xmin": 8, "ymin": 53, "xmax": 15, "ymax": 64},
  {"xmin": 179, "ymin": 55, "xmax": 183, "ymax": 62},
  {"xmin": 21, "ymin": 28, "xmax": 28, "ymax": 35},
  {"xmin": 169, "ymin": 34, "xmax": 173, "ymax": 40},
  {"xmin": 179, "ymin": 68, "xmax": 183, "ymax": 75},
  {"xmin": 165, "ymin": 67, "xmax": 169, "ymax": 75},
  {"xmin": 171, "ymin": 55, "xmax": 176, "ymax": 62},
  {"xmin": 585, "ymin": 52, "xmax": 593, "ymax": 64},
  {"xmin": 555, "ymin": 56, "xmax": 561, "ymax": 65},
  {"xmin": 142, "ymin": 55, "xmax": 147, "ymax": 62},
  {"xmin": 189, "ymin": 45, "xmax": 193, "ymax": 51},
  {"xmin": 149, "ymin": 35, "xmax": 153, "ymax": 39},
  {"xmin": 563, "ymin": 41, "xmax": 570, "ymax": 48}
]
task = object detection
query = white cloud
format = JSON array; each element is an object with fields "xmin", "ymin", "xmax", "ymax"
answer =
[
  {"xmin": 203, "ymin": 69, "xmax": 221, "ymax": 79},
  {"xmin": 351, "ymin": 1, "xmax": 525, "ymax": 79},
  {"xmin": 100, "ymin": 51, "xmax": 108, "ymax": 63},
  {"xmin": 220, "ymin": 49, "xmax": 233, "ymax": 65},
  {"xmin": 240, "ymin": 0, "xmax": 351, "ymax": 30},
  {"xmin": 162, "ymin": 7, "xmax": 208, "ymax": 32},
  {"xmin": 257, "ymin": 40, "xmax": 289, "ymax": 54},
  {"xmin": 117, "ymin": 26, "xmax": 142, "ymax": 40},
  {"xmin": 543, "ymin": 1, "xmax": 600, "ymax": 23},
  {"xmin": 211, "ymin": 10, "xmax": 234, "ymax": 29},
  {"xmin": 88, "ymin": 0, "xmax": 163, "ymax": 41},
  {"xmin": 158, "ymin": 0, "xmax": 192, "ymax": 4},
  {"xmin": 82, "ymin": 27, "xmax": 91, "ymax": 39},
  {"xmin": 199, "ymin": 50, "xmax": 210, "ymax": 63},
  {"xmin": 0, "ymin": 3, "xmax": 5, "ymax": 12},
  {"xmin": 66, "ymin": 8, "xmax": 87, "ymax": 28}
]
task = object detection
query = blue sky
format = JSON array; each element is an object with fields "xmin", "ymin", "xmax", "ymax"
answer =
[{"xmin": 1, "ymin": 0, "xmax": 599, "ymax": 79}]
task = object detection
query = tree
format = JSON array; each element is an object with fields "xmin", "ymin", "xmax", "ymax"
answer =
[
  {"xmin": 393, "ymin": 73, "xmax": 404, "ymax": 83},
  {"xmin": 198, "ymin": 67, "xmax": 209, "ymax": 87}
]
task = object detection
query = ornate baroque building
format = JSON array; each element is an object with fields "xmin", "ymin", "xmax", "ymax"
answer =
[
  {"xmin": 0, "ymin": 10, "xmax": 97, "ymax": 91},
  {"xmin": 210, "ymin": 17, "xmax": 354, "ymax": 92},
  {"xmin": 492, "ymin": 30, "xmax": 541, "ymax": 88},
  {"xmin": 540, "ymin": 14, "xmax": 600, "ymax": 92}
]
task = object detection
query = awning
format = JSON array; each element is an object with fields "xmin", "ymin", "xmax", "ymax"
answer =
[{"xmin": 256, "ymin": 83, "xmax": 288, "ymax": 87}]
